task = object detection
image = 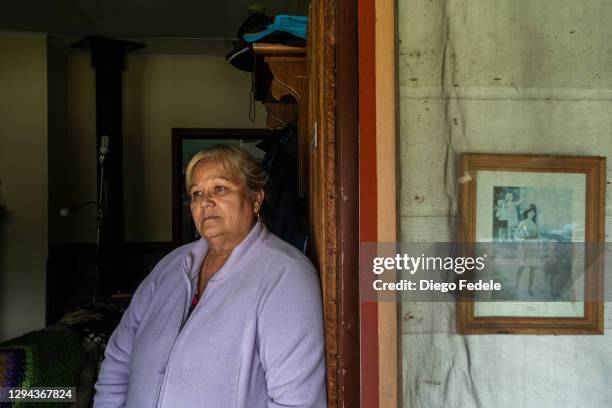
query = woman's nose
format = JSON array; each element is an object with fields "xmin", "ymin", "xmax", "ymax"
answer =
[{"xmin": 199, "ymin": 193, "xmax": 215, "ymax": 207}]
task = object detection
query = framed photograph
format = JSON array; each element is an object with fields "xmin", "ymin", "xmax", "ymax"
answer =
[
  {"xmin": 171, "ymin": 128, "xmax": 275, "ymax": 247},
  {"xmin": 457, "ymin": 154, "xmax": 606, "ymax": 334}
]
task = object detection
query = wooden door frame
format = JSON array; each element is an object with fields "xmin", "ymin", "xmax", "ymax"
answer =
[
  {"xmin": 310, "ymin": 0, "xmax": 361, "ymax": 406},
  {"xmin": 314, "ymin": 0, "xmax": 398, "ymax": 405},
  {"xmin": 333, "ymin": 0, "xmax": 360, "ymax": 406},
  {"xmin": 357, "ymin": 0, "xmax": 399, "ymax": 407}
]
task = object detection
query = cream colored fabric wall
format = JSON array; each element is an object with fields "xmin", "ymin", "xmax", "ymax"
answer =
[
  {"xmin": 0, "ymin": 35, "xmax": 47, "ymax": 341},
  {"xmin": 398, "ymin": 1, "xmax": 612, "ymax": 407},
  {"xmin": 59, "ymin": 54, "xmax": 267, "ymax": 243}
]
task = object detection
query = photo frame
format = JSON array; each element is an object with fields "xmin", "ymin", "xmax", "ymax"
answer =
[
  {"xmin": 171, "ymin": 128, "xmax": 276, "ymax": 247},
  {"xmin": 457, "ymin": 154, "xmax": 606, "ymax": 334}
]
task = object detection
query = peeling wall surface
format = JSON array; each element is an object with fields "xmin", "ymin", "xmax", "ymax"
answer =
[{"xmin": 398, "ymin": 1, "xmax": 612, "ymax": 407}]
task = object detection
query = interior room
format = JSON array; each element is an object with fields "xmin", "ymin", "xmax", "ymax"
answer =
[
  {"xmin": 3, "ymin": 1, "xmax": 610, "ymax": 408},
  {"xmin": 0, "ymin": 0, "xmax": 361, "ymax": 405}
]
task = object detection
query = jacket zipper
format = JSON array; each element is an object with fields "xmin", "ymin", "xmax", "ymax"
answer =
[
  {"xmin": 153, "ymin": 273, "xmax": 193, "ymax": 408},
  {"xmin": 155, "ymin": 272, "xmax": 210, "ymax": 408}
]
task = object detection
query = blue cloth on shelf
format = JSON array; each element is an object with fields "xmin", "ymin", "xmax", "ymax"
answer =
[{"xmin": 243, "ymin": 15, "xmax": 308, "ymax": 42}]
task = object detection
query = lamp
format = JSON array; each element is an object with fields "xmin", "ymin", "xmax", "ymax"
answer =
[
  {"xmin": 59, "ymin": 199, "xmax": 103, "ymax": 303},
  {"xmin": 59, "ymin": 201, "xmax": 97, "ymax": 218}
]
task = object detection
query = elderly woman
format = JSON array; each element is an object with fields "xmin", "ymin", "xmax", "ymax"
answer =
[{"xmin": 94, "ymin": 146, "xmax": 327, "ymax": 407}]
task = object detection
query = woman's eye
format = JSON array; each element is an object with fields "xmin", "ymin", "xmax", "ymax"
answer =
[
  {"xmin": 191, "ymin": 191, "xmax": 203, "ymax": 200},
  {"xmin": 214, "ymin": 185, "xmax": 227, "ymax": 193}
]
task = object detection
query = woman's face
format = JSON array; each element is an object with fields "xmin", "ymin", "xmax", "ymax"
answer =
[
  {"xmin": 526, "ymin": 209, "xmax": 535, "ymax": 219},
  {"xmin": 189, "ymin": 160, "xmax": 262, "ymax": 244}
]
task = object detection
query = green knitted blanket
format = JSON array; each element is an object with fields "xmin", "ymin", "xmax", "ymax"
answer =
[{"xmin": 0, "ymin": 328, "xmax": 84, "ymax": 408}]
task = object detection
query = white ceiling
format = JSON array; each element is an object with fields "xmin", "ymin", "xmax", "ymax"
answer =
[{"xmin": 1, "ymin": 0, "xmax": 308, "ymax": 55}]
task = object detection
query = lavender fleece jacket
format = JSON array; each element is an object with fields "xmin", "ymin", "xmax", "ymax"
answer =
[{"xmin": 93, "ymin": 222, "xmax": 327, "ymax": 407}]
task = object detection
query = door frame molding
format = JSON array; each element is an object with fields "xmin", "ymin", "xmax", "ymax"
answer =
[
  {"xmin": 358, "ymin": 0, "xmax": 399, "ymax": 406},
  {"xmin": 310, "ymin": 0, "xmax": 361, "ymax": 406},
  {"xmin": 314, "ymin": 0, "xmax": 399, "ymax": 405}
]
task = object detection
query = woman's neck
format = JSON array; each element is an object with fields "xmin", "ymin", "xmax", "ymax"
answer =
[
  {"xmin": 206, "ymin": 240, "xmax": 236, "ymax": 262},
  {"xmin": 206, "ymin": 232, "xmax": 247, "ymax": 261},
  {"xmin": 201, "ymin": 231, "xmax": 247, "ymax": 286},
  {"xmin": 206, "ymin": 220, "xmax": 257, "ymax": 260}
]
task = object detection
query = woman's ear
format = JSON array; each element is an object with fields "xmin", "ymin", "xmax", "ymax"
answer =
[{"xmin": 253, "ymin": 190, "xmax": 265, "ymax": 214}]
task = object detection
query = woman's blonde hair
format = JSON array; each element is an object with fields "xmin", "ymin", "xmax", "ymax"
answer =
[{"xmin": 185, "ymin": 145, "xmax": 267, "ymax": 196}]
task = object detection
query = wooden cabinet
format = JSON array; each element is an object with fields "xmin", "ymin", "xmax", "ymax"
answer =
[{"xmin": 253, "ymin": 44, "xmax": 308, "ymax": 196}]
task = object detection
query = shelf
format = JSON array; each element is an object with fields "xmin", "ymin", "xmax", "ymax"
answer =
[{"xmin": 252, "ymin": 43, "xmax": 309, "ymax": 196}]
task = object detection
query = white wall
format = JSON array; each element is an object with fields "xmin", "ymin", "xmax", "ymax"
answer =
[
  {"xmin": 398, "ymin": 1, "xmax": 612, "ymax": 407},
  {"xmin": 55, "ymin": 54, "xmax": 267, "ymax": 244},
  {"xmin": 0, "ymin": 35, "xmax": 48, "ymax": 341}
]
